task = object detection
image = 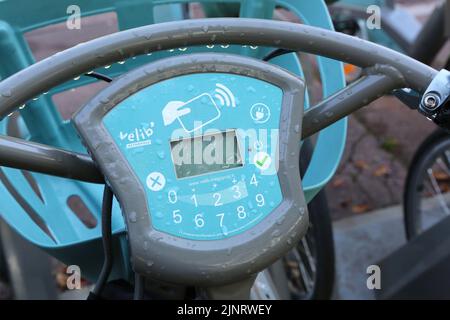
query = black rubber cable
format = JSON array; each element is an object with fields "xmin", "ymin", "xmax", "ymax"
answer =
[
  {"xmin": 262, "ymin": 48, "xmax": 294, "ymax": 62},
  {"xmin": 134, "ymin": 273, "xmax": 145, "ymax": 300},
  {"xmin": 91, "ymin": 185, "xmax": 114, "ymax": 298},
  {"xmin": 84, "ymin": 72, "xmax": 113, "ymax": 83}
]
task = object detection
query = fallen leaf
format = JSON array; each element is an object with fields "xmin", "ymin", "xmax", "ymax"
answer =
[
  {"xmin": 352, "ymin": 204, "xmax": 370, "ymax": 214},
  {"xmin": 332, "ymin": 177, "xmax": 345, "ymax": 188},
  {"xmin": 373, "ymin": 164, "xmax": 390, "ymax": 177},
  {"xmin": 433, "ymin": 171, "xmax": 450, "ymax": 181},
  {"xmin": 355, "ymin": 160, "xmax": 369, "ymax": 170}
]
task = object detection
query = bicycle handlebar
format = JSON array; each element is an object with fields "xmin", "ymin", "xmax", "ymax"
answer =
[
  {"xmin": 0, "ymin": 18, "xmax": 441, "ymax": 182},
  {"xmin": 0, "ymin": 18, "xmax": 436, "ymax": 120}
]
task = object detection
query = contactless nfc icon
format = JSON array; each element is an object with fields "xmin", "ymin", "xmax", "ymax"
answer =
[
  {"xmin": 162, "ymin": 83, "xmax": 235, "ymax": 133},
  {"xmin": 214, "ymin": 83, "xmax": 236, "ymax": 108}
]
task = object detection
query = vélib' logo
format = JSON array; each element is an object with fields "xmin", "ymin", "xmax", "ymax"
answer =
[{"xmin": 120, "ymin": 122, "xmax": 155, "ymax": 149}]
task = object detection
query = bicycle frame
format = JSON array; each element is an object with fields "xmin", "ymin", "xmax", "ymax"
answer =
[
  {"xmin": 0, "ymin": 18, "xmax": 436, "ymax": 179},
  {"xmin": 330, "ymin": 0, "xmax": 448, "ymax": 65}
]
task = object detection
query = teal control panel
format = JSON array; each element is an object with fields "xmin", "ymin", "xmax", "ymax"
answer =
[{"xmin": 103, "ymin": 73, "xmax": 283, "ymax": 240}]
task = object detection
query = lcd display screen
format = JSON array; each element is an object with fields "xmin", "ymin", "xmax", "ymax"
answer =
[{"xmin": 170, "ymin": 130, "xmax": 243, "ymax": 179}]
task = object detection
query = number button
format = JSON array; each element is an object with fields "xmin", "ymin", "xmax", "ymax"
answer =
[
  {"xmin": 250, "ymin": 174, "xmax": 259, "ymax": 187},
  {"xmin": 191, "ymin": 194, "xmax": 198, "ymax": 207},
  {"xmin": 194, "ymin": 214, "xmax": 205, "ymax": 228},
  {"xmin": 172, "ymin": 209, "xmax": 182, "ymax": 224},
  {"xmin": 216, "ymin": 213, "xmax": 225, "ymax": 227},
  {"xmin": 256, "ymin": 194, "xmax": 265, "ymax": 207},
  {"xmin": 168, "ymin": 190, "xmax": 177, "ymax": 204},
  {"xmin": 237, "ymin": 206, "xmax": 247, "ymax": 219},
  {"xmin": 232, "ymin": 185, "xmax": 242, "ymax": 199},
  {"xmin": 213, "ymin": 193, "xmax": 223, "ymax": 206}
]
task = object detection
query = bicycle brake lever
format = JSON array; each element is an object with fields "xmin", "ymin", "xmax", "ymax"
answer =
[{"xmin": 418, "ymin": 69, "xmax": 450, "ymax": 130}]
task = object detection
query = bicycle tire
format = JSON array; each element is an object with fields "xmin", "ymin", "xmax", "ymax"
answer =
[
  {"xmin": 305, "ymin": 188, "xmax": 335, "ymax": 300},
  {"xmin": 269, "ymin": 140, "xmax": 335, "ymax": 300},
  {"xmin": 404, "ymin": 128, "xmax": 450, "ymax": 240}
]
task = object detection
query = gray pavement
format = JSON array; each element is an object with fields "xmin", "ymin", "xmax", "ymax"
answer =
[{"xmin": 333, "ymin": 204, "xmax": 406, "ymax": 299}]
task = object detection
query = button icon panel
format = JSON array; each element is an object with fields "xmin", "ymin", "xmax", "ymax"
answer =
[
  {"xmin": 146, "ymin": 172, "xmax": 166, "ymax": 191},
  {"xmin": 250, "ymin": 103, "xmax": 271, "ymax": 123}
]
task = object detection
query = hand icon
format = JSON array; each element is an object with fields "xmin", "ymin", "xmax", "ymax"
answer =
[{"xmin": 162, "ymin": 100, "xmax": 191, "ymax": 126}]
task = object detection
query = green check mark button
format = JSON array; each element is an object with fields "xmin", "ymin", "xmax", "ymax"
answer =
[{"xmin": 253, "ymin": 152, "xmax": 272, "ymax": 170}]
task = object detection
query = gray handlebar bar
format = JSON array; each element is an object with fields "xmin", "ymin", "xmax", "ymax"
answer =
[{"xmin": 0, "ymin": 18, "xmax": 437, "ymax": 120}]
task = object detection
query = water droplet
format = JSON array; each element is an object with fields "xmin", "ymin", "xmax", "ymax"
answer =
[
  {"xmin": 118, "ymin": 60, "xmax": 125, "ymax": 65},
  {"xmin": 19, "ymin": 104, "xmax": 25, "ymax": 110},
  {"xmin": 250, "ymin": 46, "xmax": 258, "ymax": 50},
  {"xmin": 32, "ymin": 96, "xmax": 39, "ymax": 101},
  {"xmin": 178, "ymin": 47, "xmax": 187, "ymax": 52},
  {"xmin": 128, "ymin": 211, "xmax": 137, "ymax": 223},
  {"xmin": 100, "ymin": 97, "xmax": 110, "ymax": 104},
  {"xmin": 221, "ymin": 44, "xmax": 230, "ymax": 49},
  {"xmin": 222, "ymin": 225, "xmax": 229, "ymax": 236},
  {"xmin": 2, "ymin": 90, "xmax": 12, "ymax": 98},
  {"xmin": 104, "ymin": 65, "xmax": 111, "ymax": 69},
  {"xmin": 7, "ymin": 112, "xmax": 14, "ymax": 117},
  {"xmin": 271, "ymin": 229, "xmax": 280, "ymax": 237},
  {"xmin": 206, "ymin": 44, "xmax": 214, "ymax": 49},
  {"xmin": 73, "ymin": 76, "xmax": 80, "ymax": 81},
  {"xmin": 155, "ymin": 211, "xmax": 164, "ymax": 219},
  {"xmin": 157, "ymin": 151, "xmax": 165, "ymax": 159},
  {"xmin": 276, "ymin": 216, "xmax": 285, "ymax": 225}
]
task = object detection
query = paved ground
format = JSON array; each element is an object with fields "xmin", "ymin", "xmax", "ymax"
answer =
[
  {"xmin": 325, "ymin": 0, "xmax": 446, "ymax": 219},
  {"xmin": 332, "ymin": 204, "xmax": 406, "ymax": 299}
]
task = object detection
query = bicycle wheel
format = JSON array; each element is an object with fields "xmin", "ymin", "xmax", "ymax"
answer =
[
  {"xmin": 269, "ymin": 140, "xmax": 335, "ymax": 300},
  {"xmin": 404, "ymin": 128, "xmax": 450, "ymax": 240}
]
